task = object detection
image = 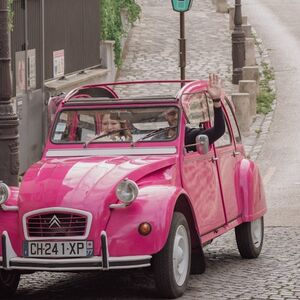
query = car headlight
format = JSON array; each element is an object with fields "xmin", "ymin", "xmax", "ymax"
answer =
[
  {"xmin": 0, "ymin": 182, "xmax": 10, "ymax": 205},
  {"xmin": 116, "ymin": 179, "xmax": 139, "ymax": 205}
]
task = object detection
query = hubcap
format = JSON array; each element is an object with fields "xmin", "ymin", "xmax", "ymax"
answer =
[
  {"xmin": 172, "ymin": 225, "xmax": 189, "ymax": 286},
  {"xmin": 251, "ymin": 218, "xmax": 263, "ymax": 248}
]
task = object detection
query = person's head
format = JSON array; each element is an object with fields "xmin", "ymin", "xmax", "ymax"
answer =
[
  {"xmin": 164, "ymin": 108, "xmax": 178, "ymax": 127},
  {"xmin": 101, "ymin": 112, "xmax": 131, "ymax": 140},
  {"xmin": 101, "ymin": 113, "xmax": 122, "ymax": 134}
]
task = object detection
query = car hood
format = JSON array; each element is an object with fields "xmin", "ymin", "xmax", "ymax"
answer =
[{"xmin": 19, "ymin": 155, "xmax": 177, "ymax": 213}]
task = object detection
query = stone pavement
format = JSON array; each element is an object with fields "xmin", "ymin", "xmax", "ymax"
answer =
[
  {"xmin": 13, "ymin": 227, "xmax": 300, "ymax": 299},
  {"xmin": 8, "ymin": 1, "xmax": 300, "ymax": 299},
  {"xmin": 115, "ymin": 0, "xmax": 267, "ymax": 159},
  {"xmin": 116, "ymin": 0, "xmax": 233, "ymax": 95}
]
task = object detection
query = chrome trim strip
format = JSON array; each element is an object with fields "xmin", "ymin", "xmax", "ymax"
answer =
[
  {"xmin": 0, "ymin": 255, "xmax": 152, "ymax": 271},
  {"xmin": 22, "ymin": 207, "xmax": 93, "ymax": 241},
  {"xmin": 101, "ymin": 231, "xmax": 109, "ymax": 270},
  {"xmin": 1, "ymin": 204, "xmax": 19, "ymax": 211},
  {"xmin": 2, "ymin": 232, "xmax": 17, "ymax": 269},
  {"xmin": 46, "ymin": 147, "xmax": 177, "ymax": 157}
]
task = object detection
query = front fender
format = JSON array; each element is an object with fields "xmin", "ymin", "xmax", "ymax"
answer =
[
  {"xmin": 236, "ymin": 159, "xmax": 267, "ymax": 222},
  {"xmin": 106, "ymin": 185, "xmax": 185, "ymax": 256}
]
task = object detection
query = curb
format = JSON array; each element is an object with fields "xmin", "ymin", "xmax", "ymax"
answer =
[{"xmin": 243, "ymin": 28, "xmax": 277, "ymax": 161}]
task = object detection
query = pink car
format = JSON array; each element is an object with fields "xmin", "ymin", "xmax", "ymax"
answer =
[{"xmin": 0, "ymin": 80, "xmax": 266, "ymax": 298}]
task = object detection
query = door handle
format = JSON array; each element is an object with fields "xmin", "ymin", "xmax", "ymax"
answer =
[
  {"xmin": 211, "ymin": 157, "xmax": 219, "ymax": 163},
  {"xmin": 233, "ymin": 151, "xmax": 240, "ymax": 157}
]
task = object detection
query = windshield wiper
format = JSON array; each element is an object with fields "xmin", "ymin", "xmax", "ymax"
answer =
[
  {"xmin": 131, "ymin": 126, "xmax": 177, "ymax": 147},
  {"xmin": 84, "ymin": 129, "xmax": 128, "ymax": 148}
]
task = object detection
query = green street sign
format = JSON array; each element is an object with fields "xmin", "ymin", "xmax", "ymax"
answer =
[{"xmin": 171, "ymin": 0, "xmax": 193, "ymax": 12}]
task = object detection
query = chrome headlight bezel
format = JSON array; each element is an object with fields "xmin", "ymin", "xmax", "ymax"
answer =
[
  {"xmin": 115, "ymin": 179, "xmax": 139, "ymax": 205},
  {"xmin": 0, "ymin": 182, "xmax": 10, "ymax": 205}
]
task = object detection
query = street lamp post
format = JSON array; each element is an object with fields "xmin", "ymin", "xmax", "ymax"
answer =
[
  {"xmin": 232, "ymin": 0, "xmax": 245, "ymax": 84},
  {"xmin": 0, "ymin": 0, "xmax": 20, "ymax": 186},
  {"xmin": 179, "ymin": 11, "xmax": 186, "ymax": 87},
  {"xmin": 171, "ymin": 0, "xmax": 193, "ymax": 87}
]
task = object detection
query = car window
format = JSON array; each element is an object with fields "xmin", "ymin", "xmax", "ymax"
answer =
[
  {"xmin": 206, "ymin": 95, "xmax": 231, "ymax": 148},
  {"xmin": 214, "ymin": 118, "xmax": 231, "ymax": 148},
  {"xmin": 51, "ymin": 106, "xmax": 180, "ymax": 144},
  {"xmin": 181, "ymin": 92, "xmax": 211, "ymax": 128},
  {"xmin": 225, "ymin": 97, "xmax": 242, "ymax": 143}
]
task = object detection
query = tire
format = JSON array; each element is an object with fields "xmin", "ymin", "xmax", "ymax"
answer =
[
  {"xmin": 0, "ymin": 270, "xmax": 20, "ymax": 297},
  {"xmin": 190, "ymin": 248, "xmax": 206, "ymax": 275},
  {"xmin": 153, "ymin": 212, "xmax": 191, "ymax": 299},
  {"xmin": 235, "ymin": 216, "xmax": 264, "ymax": 259}
]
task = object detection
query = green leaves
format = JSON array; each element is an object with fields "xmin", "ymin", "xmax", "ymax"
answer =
[
  {"xmin": 8, "ymin": 0, "xmax": 14, "ymax": 31},
  {"xmin": 257, "ymin": 63, "xmax": 275, "ymax": 114},
  {"xmin": 100, "ymin": 0, "xmax": 141, "ymax": 67}
]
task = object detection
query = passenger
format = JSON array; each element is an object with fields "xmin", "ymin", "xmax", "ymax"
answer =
[{"xmin": 101, "ymin": 113, "xmax": 132, "ymax": 141}]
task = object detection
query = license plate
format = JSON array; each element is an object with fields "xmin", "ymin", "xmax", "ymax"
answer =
[{"xmin": 23, "ymin": 241, "xmax": 93, "ymax": 258}]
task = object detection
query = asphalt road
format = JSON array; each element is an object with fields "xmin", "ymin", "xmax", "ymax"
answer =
[{"xmin": 244, "ymin": 0, "xmax": 300, "ymax": 227}]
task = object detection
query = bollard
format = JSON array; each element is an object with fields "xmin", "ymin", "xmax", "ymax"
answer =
[
  {"xmin": 242, "ymin": 16, "xmax": 248, "ymax": 25},
  {"xmin": 216, "ymin": 0, "xmax": 229, "ymax": 13},
  {"xmin": 232, "ymin": 0, "xmax": 245, "ymax": 84},
  {"xmin": 243, "ymin": 66, "xmax": 260, "ymax": 95},
  {"xmin": 245, "ymin": 38, "xmax": 256, "ymax": 66},
  {"xmin": 229, "ymin": 7, "xmax": 248, "ymax": 30},
  {"xmin": 242, "ymin": 24, "xmax": 252, "ymax": 38},
  {"xmin": 229, "ymin": 7, "xmax": 235, "ymax": 30},
  {"xmin": 243, "ymin": 66, "xmax": 260, "ymax": 82},
  {"xmin": 239, "ymin": 80, "xmax": 257, "ymax": 117},
  {"xmin": 231, "ymin": 93, "xmax": 251, "ymax": 133}
]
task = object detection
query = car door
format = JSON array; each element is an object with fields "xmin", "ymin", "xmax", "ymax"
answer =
[
  {"xmin": 213, "ymin": 97, "xmax": 243, "ymax": 223},
  {"xmin": 181, "ymin": 91, "xmax": 226, "ymax": 235}
]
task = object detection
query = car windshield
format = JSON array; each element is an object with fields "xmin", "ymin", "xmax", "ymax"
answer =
[{"xmin": 51, "ymin": 106, "xmax": 180, "ymax": 144}]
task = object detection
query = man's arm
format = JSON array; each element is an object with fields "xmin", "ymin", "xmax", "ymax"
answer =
[
  {"xmin": 201, "ymin": 106, "xmax": 225, "ymax": 144},
  {"xmin": 184, "ymin": 106, "xmax": 225, "ymax": 146},
  {"xmin": 184, "ymin": 74, "xmax": 225, "ymax": 147}
]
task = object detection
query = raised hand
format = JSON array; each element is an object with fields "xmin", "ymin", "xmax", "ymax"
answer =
[{"xmin": 207, "ymin": 74, "xmax": 222, "ymax": 100}]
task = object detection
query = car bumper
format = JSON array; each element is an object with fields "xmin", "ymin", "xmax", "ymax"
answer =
[{"xmin": 0, "ymin": 231, "xmax": 152, "ymax": 272}]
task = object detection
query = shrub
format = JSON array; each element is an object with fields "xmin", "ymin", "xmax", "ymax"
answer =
[{"xmin": 101, "ymin": 0, "xmax": 141, "ymax": 67}]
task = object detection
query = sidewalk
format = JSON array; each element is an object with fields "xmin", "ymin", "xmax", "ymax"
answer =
[{"xmin": 116, "ymin": 0, "xmax": 267, "ymax": 158}]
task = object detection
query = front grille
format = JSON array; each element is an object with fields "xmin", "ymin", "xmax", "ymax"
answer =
[{"xmin": 27, "ymin": 212, "xmax": 87, "ymax": 237}]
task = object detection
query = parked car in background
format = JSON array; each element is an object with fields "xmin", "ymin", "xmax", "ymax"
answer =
[{"xmin": 0, "ymin": 80, "xmax": 266, "ymax": 298}]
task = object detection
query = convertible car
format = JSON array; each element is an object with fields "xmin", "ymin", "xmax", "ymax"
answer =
[{"xmin": 0, "ymin": 80, "xmax": 266, "ymax": 298}]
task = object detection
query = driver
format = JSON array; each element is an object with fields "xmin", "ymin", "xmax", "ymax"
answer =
[
  {"xmin": 185, "ymin": 74, "xmax": 225, "ymax": 148},
  {"xmin": 162, "ymin": 74, "xmax": 225, "ymax": 149}
]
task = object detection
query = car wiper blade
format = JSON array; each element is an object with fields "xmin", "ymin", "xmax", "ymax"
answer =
[
  {"xmin": 131, "ymin": 126, "xmax": 177, "ymax": 147},
  {"xmin": 84, "ymin": 129, "xmax": 126, "ymax": 148}
]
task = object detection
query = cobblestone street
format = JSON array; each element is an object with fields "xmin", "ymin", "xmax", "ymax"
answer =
[
  {"xmin": 5, "ymin": 0, "xmax": 300, "ymax": 299},
  {"xmin": 13, "ymin": 227, "xmax": 300, "ymax": 299},
  {"xmin": 115, "ymin": 0, "xmax": 233, "ymax": 97}
]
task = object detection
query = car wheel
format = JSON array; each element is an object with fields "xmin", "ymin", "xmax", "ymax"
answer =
[
  {"xmin": 0, "ymin": 270, "xmax": 20, "ymax": 296},
  {"xmin": 153, "ymin": 212, "xmax": 191, "ymax": 299},
  {"xmin": 235, "ymin": 216, "xmax": 264, "ymax": 259}
]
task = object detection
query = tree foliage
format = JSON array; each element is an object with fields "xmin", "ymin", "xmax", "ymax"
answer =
[
  {"xmin": 8, "ymin": 0, "xmax": 14, "ymax": 31},
  {"xmin": 101, "ymin": 0, "xmax": 141, "ymax": 67}
]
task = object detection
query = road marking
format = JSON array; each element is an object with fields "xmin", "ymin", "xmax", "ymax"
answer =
[{"xmin": 263, "ymin": 166, "xmax": 276, "ymax": 185}]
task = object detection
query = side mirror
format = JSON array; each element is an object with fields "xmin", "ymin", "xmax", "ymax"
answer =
[{"xmin": 196, "ymin": 134, "xmax": 209, "ymax": 155}]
